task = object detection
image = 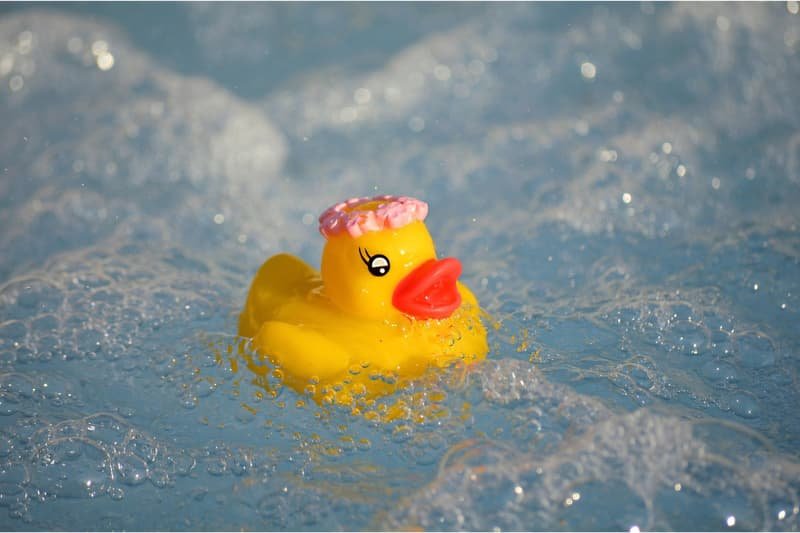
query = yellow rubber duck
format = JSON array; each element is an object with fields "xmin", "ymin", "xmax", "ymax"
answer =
[{"xmin": 238, "ymin": 195, "xmax": 488, "ymax": 405}]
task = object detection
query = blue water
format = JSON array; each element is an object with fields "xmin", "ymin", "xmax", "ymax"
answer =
[{"xmin": 1, "ymin": 2, "xmax": 799, "ymax": 530}]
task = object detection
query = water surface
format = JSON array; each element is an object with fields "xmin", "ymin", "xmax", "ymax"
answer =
[{"xmin": 1, "ymin": 3, "xmax": 799, "ymax": 530}]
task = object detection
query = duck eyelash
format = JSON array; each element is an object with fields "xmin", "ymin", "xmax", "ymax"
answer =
[{"xmin": 358, "ymin": 247, "xmax": 372, "ymax": 266}]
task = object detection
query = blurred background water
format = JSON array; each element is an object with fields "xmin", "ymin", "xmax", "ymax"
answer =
[{"xmin": 1, "ymin": 2, "xmax": 799, "ymax": 530}]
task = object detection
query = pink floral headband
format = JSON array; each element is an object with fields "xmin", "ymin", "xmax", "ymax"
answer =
[{"xmin": 318, "ymin": 195, "xmax": 429, "ymax": 239}]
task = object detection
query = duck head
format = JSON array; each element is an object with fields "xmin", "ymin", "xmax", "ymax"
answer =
[{"xmin": 319, "ymin": 196, "xmax": 462, "ymax": 321}]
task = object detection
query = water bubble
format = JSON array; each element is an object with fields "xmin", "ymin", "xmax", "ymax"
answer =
[
  {"xmin": 1, "ymin": 373, "xmax": 36, "ymax": 401},
  {"xmin": 339, "ymin": 436, "xmax": 356, "ymax": 454},
  {"xmin": 353, "ymin": 87, "xmax": 371, "ymax": 104},
  {"xmin": 0, "ymin": 438, "xmax": 13, "ymax": 459},
  {"xmin": 9, "ymin": 75, "xmax": 23, "ymax": 92},
  {"xmin": 408, "ymin": 116, "xmax": 425, "ymax": 133},
  {"xmin": 148, "ymin": 468, "xmax": 169, "ymax": 488},
  {"xmin": 127, "ymin": 435, "xmax": 158, "ymax": 464},
  {"xmin": 229, "ymin": 453, "xmax": 251, "ymax": 476},
  {"xmin": 0, "ymin": 401, "xmax": 16, "ymax": 416},
  {"xmin": 164, "ymin": 451, "xmax": 195, "ymax": 476},
  {"xmin": 180, "ymin": 393, "xmax": 198, "ymax": 409},
  {"xmin": 41, "ymin": 376, "xmax": 73, "ymax": 404},
  {"xmin": 115, "ymin": 454, "xmax": 148, "ymax": 486},
  {"xmin": 700, "ymin": 360, "xmax": 738, "ymax": 386},
  {"xmin": 558, "ymin": 480, "xmax": 646, "ymax": 531},
  {"xmin": 206, "ymin": 457, "xmax": 227, "ymax": 476},
  {"xmin": 0, "ymin": 322, "xmax": 27, "ymax": 344},
  {"xmin": 84, "ymin": 414, "xmax": 127, "ymax": 447},
  {"xmin": 672, "ymin": 321, "xmax": 708, "ymax": 355},
  {"xmin": 96, "ymin": 52, "xmax": 114, "ymax": 71},
  {"xmin": 6, "ymin": 281, "xmax": 63, "ymax": 318},
  {"xmin": 729, "ymin": 391, "xmax": 759, "ymax": 419},
  {"xmin": 76, "ymin": 471, "xmax": 109, "ymax": 499},
  {"xmin": 580, "ymin": 61, "xmax": 597, "ymax": 79},
  {"xmin": 0, "ymin": 483, "xmax": 26, "ymax": 508},
  {"xmin": 76, "ymin": 329, "xmax": 103, "ymax": 354},
  {"xmin": 408, "ymin": 435, "xmax": 446, "ymax": 466},
  {"xmin": 733, "ymin": 332, "xmax": 776, "ymax": 369},
  {"xmin": 392, "ymin": 425, "xmax": 413, "ymax": 443},
  {"xmin": 192, "ymin": 379, "xmax": 216, "ymax": 398},
  {"xmin": 47, "ymin": 439, "xmax": 83, "ymax": 463},
  {"xmin": 433, "ymin": 64, "xmax": 451, "ymax": 81}
]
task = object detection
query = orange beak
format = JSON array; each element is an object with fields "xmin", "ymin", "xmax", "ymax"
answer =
[{"xmin": 392, "ymin": 258, "xmax": 462, "ymax": 320}]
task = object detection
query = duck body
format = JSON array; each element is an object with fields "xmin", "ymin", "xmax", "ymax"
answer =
[{"xmin": 238, "ymin": 197, "xmax": 488, "ymax": 403}]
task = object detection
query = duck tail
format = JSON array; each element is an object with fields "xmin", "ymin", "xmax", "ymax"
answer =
[{"xmin": 237, "ymin": 253, "xmax": 321, "ymax": 338}]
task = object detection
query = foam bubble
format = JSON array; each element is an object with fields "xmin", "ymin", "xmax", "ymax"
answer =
[{"xmin": 387, "ymin": 363, "xmax": 800, "ymax": 530}]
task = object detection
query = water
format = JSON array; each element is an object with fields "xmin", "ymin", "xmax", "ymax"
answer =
[{"xmin": 1, "ymin": 2, "xmax": 799, "ymax": 530}]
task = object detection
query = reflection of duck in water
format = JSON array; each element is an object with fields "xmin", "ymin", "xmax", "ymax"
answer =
[{"xmin": 238, "ymin": 195, "xmax": 488, "ymax": 405}]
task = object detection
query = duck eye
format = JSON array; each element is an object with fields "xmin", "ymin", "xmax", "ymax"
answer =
[
  {"xmin": 367, "ymin": 254, "xmax": 390, "ymax": 277},
  {"xmin": 359, "ymin": 248, "xmax": 390, "ymax": 277}
]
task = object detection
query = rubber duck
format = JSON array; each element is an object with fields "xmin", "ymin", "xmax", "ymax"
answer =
[{"xmin": 238, "ymin": 195, "xmax": 488, "ymax": 405}]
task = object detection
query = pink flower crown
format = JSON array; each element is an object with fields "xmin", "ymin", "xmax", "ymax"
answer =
[{"xmin": 318, "ymin": 195, "xmax": 429, "ymax": 239}]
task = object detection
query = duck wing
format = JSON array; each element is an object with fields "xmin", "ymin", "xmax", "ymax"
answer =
[{"xmin": 238, "ymin": 253, "xmax": 322, "ymax": 338}]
